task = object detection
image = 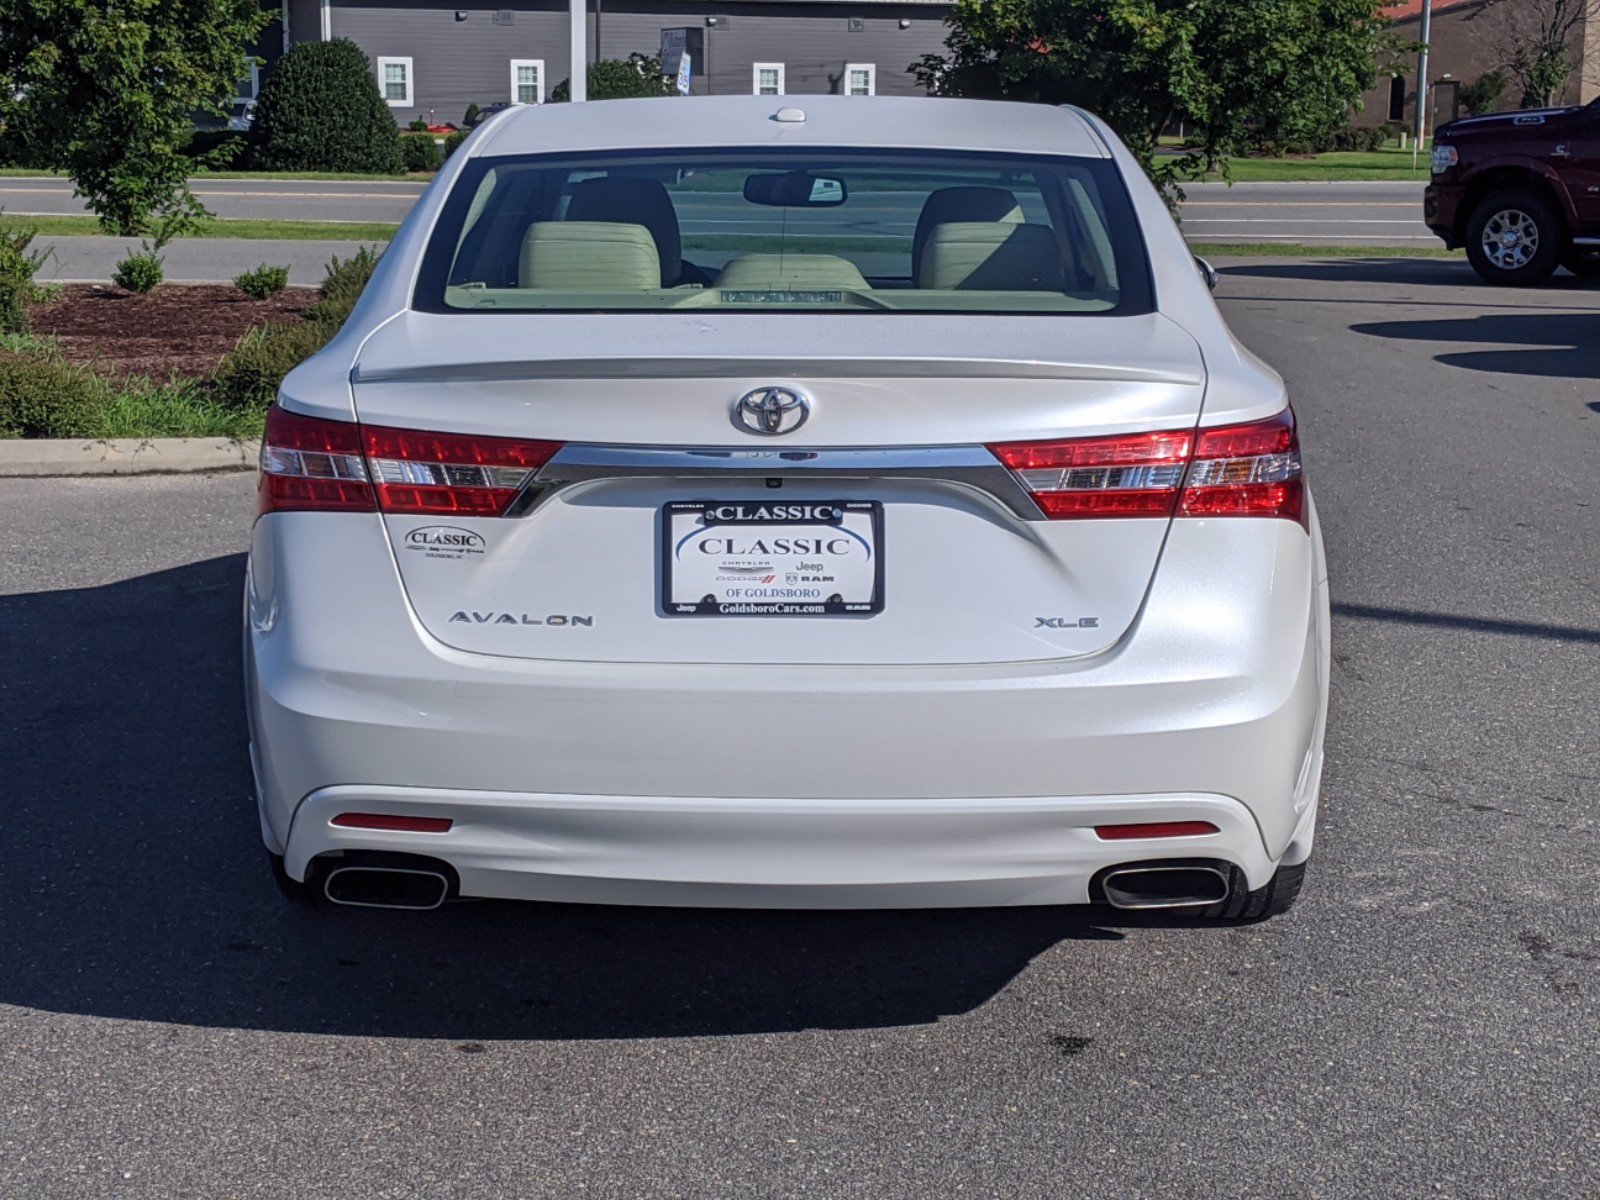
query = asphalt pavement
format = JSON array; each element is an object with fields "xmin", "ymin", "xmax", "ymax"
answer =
[{"xmin": 1, "ymin": 258, "xmax": 1597, "ymax": 1197}]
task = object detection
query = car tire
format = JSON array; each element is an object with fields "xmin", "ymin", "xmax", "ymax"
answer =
[
  {"xmin": 1464, "ymin": 190, "xmax": 1563, "ymax": 286},
  {"xmin": 1200, "ymin": 859, "xmax": 1308, "ymax": 922},
  {"xmin": 1560, "ymin": 249, "xmax": 1600, "ymax": 278},
  {"xmin": 269, "ymin": 852, "xmax": 316, "ymax": 906}
]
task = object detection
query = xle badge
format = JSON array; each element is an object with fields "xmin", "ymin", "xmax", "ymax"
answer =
[{"xmin": 1035, "ymin": 617, "xmax": 1100, "ymax": 629}]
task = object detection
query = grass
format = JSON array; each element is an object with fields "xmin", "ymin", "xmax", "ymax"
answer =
[
  {"xmin": 94, "ymin": 378, "xmax": 265, "ymax": 440},
  {"xmin": 1186, "ymin": 241, "xmax": 1459, "ymax": 258},
  {"xmin": 1220, "ymin": 146, "xmax": 1433, "ymax": 183},
  {"xmin": 0, "ymin": 166, "xmax": 429, "ymax": 182},
  {"xmin": 0, "ymin": 214, "xmax": 399, "ymax": 241}
]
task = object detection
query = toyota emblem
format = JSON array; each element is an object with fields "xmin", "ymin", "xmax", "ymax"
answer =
[{"xmin": 733, "ymin": 387, "xmax": 810, "ymax": 436}]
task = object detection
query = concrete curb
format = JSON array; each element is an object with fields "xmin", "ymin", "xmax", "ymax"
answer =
[{"xmin": 0, "ymin": 437, "xmax": 259, "ymax": 477}]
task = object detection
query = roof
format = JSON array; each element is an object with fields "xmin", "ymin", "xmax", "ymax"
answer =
[
  {"xmin": 1383, "ymin": 0, "xmax": 1480, "ymax": 19},
  {"xmin": 473, "ymin": 95, "xmax": 1109, "ymax": 159}
]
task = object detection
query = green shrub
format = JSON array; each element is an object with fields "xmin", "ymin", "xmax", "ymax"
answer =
[
  {"xmin": 113, "ymin": 247, "xmax": 164, "ymax": 293},
  {"xmin": 251, "ymin": 39, "xmax": 405, "ymax": 174},
  {"xmin": 0, "ymin": 226, "xmax": 52, "ymax": 334},
  {"xmin": 551, "ymin": 54, "xmax": 674, "ymax": 102},
  {"xmin": 0, "ymin": 346, "xmax": 114, "ymax": 437},
  {"xmin": 1460, "ymin": 70, "xmax": 1507, "ymax": 118},
  {"xmin": 234, "ymin": 263, "xmax": 291, "ymax": 299},
  {"xmin": 185, "ymin": 128, "xmax": 251, "ymax": 169},
  {"xmin": 442, "ymin": 130, "xmax": 469, "ymax": 160},
  {"xmin": 211, "ymin": 246, "xmax": 381, "ymax": 413},
  {"xmin": 401, "ymin": 134, "xmax": 443, "ymax": 173},
  {"xmin": 463, "ymin": 103, "xmax": 481, "ymax": 127}
]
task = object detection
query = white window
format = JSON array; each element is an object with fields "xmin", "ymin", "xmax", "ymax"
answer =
[
  {"xmin": 753, "ymin": 63, "xmax": 785, "ymax": 96},
  {"xmin": 377, "ymin": 56, "xmax": 413, "ymax": 107},
  {"xmin": 234, "ymin": 61, "xmax": 260, "ymax": 104},
  {"xmin": 510, "ymin": 59, "xmax": 544, "ymax": 105},
  {"xmin": 845, "ymin": 63, "xmax": 875, "ymax": 96}
]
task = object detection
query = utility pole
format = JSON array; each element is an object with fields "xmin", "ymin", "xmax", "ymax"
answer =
[
  {"xmin": 569, "ymin": 0, "xmax": 587, "ymax": 101},
  {"xmin": 1412, "ymin": 0, "xmax": 1432, "ymax": 167}
]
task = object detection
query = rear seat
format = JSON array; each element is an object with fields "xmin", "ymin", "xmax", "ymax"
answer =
[
  {"xmin": 518, "ymin": 222, "xmax": 661, "ymax": 289},
  {"xmin": 715, "ymin": 254, "xmax": 871, "ymax": 291}
]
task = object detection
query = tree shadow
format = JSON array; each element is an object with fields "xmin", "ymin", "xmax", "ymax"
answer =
[
  {"xmin": 0, "ymin": 555, "xmax": 1158, "ymax": 1041},
  {"xmin": 1219, "ymin": 256, "xmax": 1600, "ymax": 292},
  {"xmin": 1349, "ymin": 311, "xmax": 1600, "ymax": 380}
]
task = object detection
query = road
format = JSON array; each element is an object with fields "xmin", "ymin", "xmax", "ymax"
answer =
[
  {"xmin": 5, "ymin": 173, "xmax": 1436, "ymax": 251},
  {"xmin": 2, "ymin": 259, "xmax": 1597, "ymax": 1198}
]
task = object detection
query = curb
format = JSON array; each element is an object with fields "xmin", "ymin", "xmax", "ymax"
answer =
[{"xmin": 0, "ymin": 437, "xmax": 259, "ymax": 477}]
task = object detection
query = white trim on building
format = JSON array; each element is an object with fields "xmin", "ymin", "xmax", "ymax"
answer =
[
  {"xmin": 510, "ymin": 58, "xmax": 545, "ymax": 104},
  {"xmin": 377, "ymin": 56, "xmax": 413, "ymax": 106},
  {"xmin": 845, "ymin": 62, "xmax": 876, "ymax": 96},
  {"xmin": 752, "ymin": 62, "xmax": 786, "ymax": 96}
]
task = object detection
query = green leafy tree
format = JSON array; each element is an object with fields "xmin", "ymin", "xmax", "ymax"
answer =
[
  {"xmin": 552, "ymin": 54, "xmax": 675, "ymax": 101},
  {"xmin": 251, "ymin": 39, "xmax": 404, "ymax": 174},
  {"xmin": 0, "ymin": 0, "xmax": 269, "ymax": 236},
  {"xmin": 913, "ymin": 0, "xmax": 1393, "ymax": 195},
  {"xmin": 1459, "ymin": 69, "xmax": 1509, "ymax": 116}
]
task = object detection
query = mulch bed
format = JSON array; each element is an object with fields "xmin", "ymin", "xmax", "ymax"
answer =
[{"xmin": 31, "ymin": 284, "xmax": 318, "ymax": 379}]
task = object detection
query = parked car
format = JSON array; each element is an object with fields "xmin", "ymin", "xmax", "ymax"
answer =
[
  {"xmin": 1426, "ymin": 98, "xmax": 1600, "ymax": 285},
  {"xmin": 248, "ymin": 96, "xmax": 1329, "ymax": 920}
]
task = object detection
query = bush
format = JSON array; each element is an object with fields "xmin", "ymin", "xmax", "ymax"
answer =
[
  {"xmin": 211, "ymin": 246, "xmax": 381, "ymax": 413},
  {"xmin": 0, "ymin": 226, "xmax": 52, "ymax": 334},
  {"xmin": 234, "ymin": 263, "xmax": 291, "ymax": 299},
  {"xmin": 551, "ymin": 54, "xmax": 673, "ymax": 102},
  {"xmin": 463, "ymin": 103, "xmax": 481, "ymax": 127},
  {"xmin": 185, "ymin": 128, "xmax": 250, "ymax": 169},
  {"xmin": 442, "ymin": 130, "xmax": 469, "ymax": 160},
  {"xmin": 401, "ymin": 134, "xmax": 443, "ymax": 173},
  {"xmin": 251, "ymin": 39, "xmax": 405, "ymax": 174},
  {"xmin": 407, "ymin": 118, "xmax": 429, "ymax": 132},
  {"xmin": 1460, "ymin": 70, "xmax": 1508, "ymax": 118},
  {"xmin": 113, "ymin": 247, "xmax": 164, "ymax": 293},
  {"xmin": 0, "ymin": 346, "xmax": 113, "ymax": 437}
]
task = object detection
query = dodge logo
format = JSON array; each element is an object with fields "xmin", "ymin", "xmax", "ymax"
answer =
[{"xmin": 734, "ymin": 387, "xmax": 810, "ymax": 436}]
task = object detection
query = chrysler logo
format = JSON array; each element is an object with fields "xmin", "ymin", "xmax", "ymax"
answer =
[{"xmin": 734, "ymin": 387, "xmax": 810, "ymax": 436}]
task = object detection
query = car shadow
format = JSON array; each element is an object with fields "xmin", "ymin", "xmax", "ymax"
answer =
[
  {"xmin": 1218, "ymin": 256, "xmax": 1600, "ymax": 292},
  {"xmin": 0, "ymin": 554, "xmax": 1191, "ymax": 1041},
  {"xmin": 1349, "ymin": 311, "xmax": 1600, "ymax": 379}
]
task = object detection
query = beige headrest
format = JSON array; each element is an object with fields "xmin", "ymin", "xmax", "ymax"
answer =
[
  {"xmin": 566, "ymin": 176, "xmax": 683, "ymax": 285},
  {"xmin": 918, "ymin": 223, "xmax": 1065, "ymax": 291},
  {"xmin": 518, "ymin": 222, "xmax": 661, "ymax": 290},
  {"xmin": 912, "ymin": 186, "xmax": 1024, "ymax": 278}
]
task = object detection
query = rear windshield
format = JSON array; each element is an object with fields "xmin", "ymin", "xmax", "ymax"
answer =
[{"xmin": 414, "ymin": 148, "xmax": 1152, "ymax": 315}]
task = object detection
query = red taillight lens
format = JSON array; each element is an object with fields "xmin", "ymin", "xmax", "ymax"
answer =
[
  {"xmin": 258, "ymin": 405, "xmax": 563, "ymax": 518},
  {"xmin": 331, "ymin": 812, "xmax": 453, "ymax": 833},
  {"xmin": 1094, "ymin": 821, "xmax": 1220, "ymax": 840},
  {"xmin": 988, "ymin": 429, "xmax": 1192, "ymax": 519},
  {"xmin": 1179, "ymin": 408, "xmax": 1303, "ymax": 523},
  {"xmin": 363, "ymin": 425, "xmax": 563, "ymax": 517},
  {"xmin": 990, "ymin": 408, "xmax": 1303, "ymax": 524},
  {"xmin": 258, "ymin": 406, "xmax": 376, "ymax": 515}
]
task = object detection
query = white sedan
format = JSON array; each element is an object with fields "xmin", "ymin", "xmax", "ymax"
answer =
[{"xmin": 247, "ymin": 95, "xmax": 1329, "ymax": 919}]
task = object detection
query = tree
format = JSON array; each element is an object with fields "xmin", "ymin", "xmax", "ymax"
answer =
[
  {"xmin": 1477, "ymin": 0, "xmax": 1600, "ymax": 108},
  {"xmin": 1459, "ymin": 69, "xmax": 1509, "ymax": 116},
  {"xmin": 0, "ymin": 0, "xmax": 269, "ymax": 237},
  {"xmin": 912, "ymin": 0, "xmax": 1394, "ymax": 195},
  {"xmin": 551, "ymin": 54, "xmax": 675, "ymax": 101},
  {"xmin": 251, "ymin": 39, "xmax": 404, "ymax": 174}
]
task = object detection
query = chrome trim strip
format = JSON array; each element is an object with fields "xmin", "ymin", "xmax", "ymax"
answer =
[
  {"xmin": 1572, "ymin": 236, "xmax": 1600, "ymax": 247},
  {"xmin": 531, "ymin": 443, "xmax": 1047, "ymax": 520}
]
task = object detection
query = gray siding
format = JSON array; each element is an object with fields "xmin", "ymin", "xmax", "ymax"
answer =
[{"xmin": 323, "ymin": 0, "xmax": 951, "ymax": 125}]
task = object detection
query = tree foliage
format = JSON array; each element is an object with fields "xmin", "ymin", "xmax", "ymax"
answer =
[
  {"xmin": 912, "ymin": 0, "xmax": 1394, "ymax": 194},
  {"xmin": 0, "ymin": 0, "xmax": 269, "ymax": 236},
  {"xmin": 251, "ymin": 39, "xmax": 404, "ymax": 174},
  {"xmin": 1478, "ymin": 0, "xmax": 1599, "ymax": 108},
  {"xmin": 552, "ymin": 54, "xmax": 675, "ymax": 102}
]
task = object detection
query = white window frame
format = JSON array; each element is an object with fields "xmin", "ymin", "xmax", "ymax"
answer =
[
  {"xmin": 752, "ymin": 62, "xmax": 786, "ymax": 97},
  {"xmin": 510, "ymin": 58, "xmax": 545, "ymax": 105},
  {"xmin": 844, "ymin": 62, "xmax": 876, "ymax": 97},
  {"xmin": 377, "ymin": 56, "xmax": 413, "ymax": 107},
  {"xmin": 234, "ymin": 62, "xmax": 261, "ymax": 104}
]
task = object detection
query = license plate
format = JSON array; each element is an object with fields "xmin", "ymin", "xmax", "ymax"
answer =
[{"xmin": 661, "ymin": 500, "xmax": 884, "ymax": 617}]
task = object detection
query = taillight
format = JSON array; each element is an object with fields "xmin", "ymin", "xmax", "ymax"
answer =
[
  {"xmin": 989, "ymin": 408, "xmax": 1303, "ymax": 524},
  {"xmin": 258, "ymin": 405, "xmax": 562, "ymax": 518}
]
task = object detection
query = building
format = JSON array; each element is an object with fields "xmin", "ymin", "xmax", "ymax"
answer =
[
  {"xmin": 1358, "ymin": 0, "xmax": 1598, "ymax": 129},
  {"xmin": 254, "ymin": 0, "xmax": 955, "ymax": 126}
]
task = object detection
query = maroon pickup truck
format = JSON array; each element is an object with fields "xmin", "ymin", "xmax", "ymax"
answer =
[{"xmin": 1426, "ymin": 98, "xmax": 1600, "ymax": 285}]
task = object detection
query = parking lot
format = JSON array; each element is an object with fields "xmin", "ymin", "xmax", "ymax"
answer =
[{"xmin": 2, "ymin": 257, "xmax": 1597, "ymax": 1197}]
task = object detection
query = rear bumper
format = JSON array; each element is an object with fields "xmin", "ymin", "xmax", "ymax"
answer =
[
  {"xmin": 282, "ymin": 785, "xmax": 1290, "ymax": 907},
  {"xmin": 246, "ymin": 505, "xmax": 1329, "ymax": 908}
]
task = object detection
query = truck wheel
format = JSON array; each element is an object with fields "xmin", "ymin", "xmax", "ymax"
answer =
[
  {"xmin": 1560, "ymin": 249, "xmax": 1600, "ymax": 278},
  {"xmin": 1465, "ymin": 190, "xmax": 1562, "ymax": 286}
]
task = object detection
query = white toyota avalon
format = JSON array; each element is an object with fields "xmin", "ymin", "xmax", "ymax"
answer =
[{"xmin": 247, "ymin": 96, "xmax": 1329, "ymax": 919}]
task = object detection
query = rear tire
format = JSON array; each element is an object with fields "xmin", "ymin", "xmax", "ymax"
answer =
[
  {"xmin": 1464, "ymin": 190, "xmax": 1562, "ymax": 286},
  {"xmin": 1560, "ymin": 249, "xmax": 1600, "ymax": 278},
  {"xmin": 269, "ymin": 852, "xmax": 316, "ymax": 906},
  {"xmin": 1201, "ymin": 859, "xmax": 1308, "ymax": 922}
]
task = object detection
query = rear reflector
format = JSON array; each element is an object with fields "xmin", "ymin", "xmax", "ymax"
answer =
[
  {"xmin": 1094, "ymin": 821, "xmax": 1220, "ymax": 841},
  {"xmin": 331, "ymin": 813, "xmax": 454, "ymax": 833},
  {"xmin": 989, "ymin": 408, "xmax": 1303, "ymax": 523},
  {"xmin": 258, "ymin": 405, "xmax": 562, "ymax": 518}
]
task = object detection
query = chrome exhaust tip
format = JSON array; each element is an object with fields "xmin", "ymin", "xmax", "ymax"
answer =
[
  {"xmin": 323, "ymin": 865, "xmax": 450, "ymax": 911},
  {"xmin": 1099, "ymin": 864, "xmax": 1230, "ymax": 911}
]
